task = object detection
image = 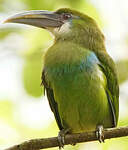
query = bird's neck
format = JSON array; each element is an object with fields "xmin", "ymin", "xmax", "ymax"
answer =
[{"xmin": 54, "ymin": 27, "xmax": 106, "ymax": 52}]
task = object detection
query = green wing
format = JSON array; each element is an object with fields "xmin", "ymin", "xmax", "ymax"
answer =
[
  {"xmin": 41, "ymin": 70, "xmax": 63, "ymax": 130},
  {"xmin": 97, "ymin": 51, "xmax": 119, "ymax": 126}
]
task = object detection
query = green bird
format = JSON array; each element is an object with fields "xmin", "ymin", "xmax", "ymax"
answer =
[{"xmin": 5, "ymin": 8, "xmax": 119, "ymax": 148}]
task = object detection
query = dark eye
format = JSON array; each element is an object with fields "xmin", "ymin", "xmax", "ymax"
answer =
[{"xmin": 62, "ymin": 13, "xmax": 72, "ymax": 20}]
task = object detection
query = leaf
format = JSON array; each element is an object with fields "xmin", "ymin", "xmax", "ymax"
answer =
[
  {"xmin": 22, "ymin": 0, "xmax": 55, "ymax": 10},
  {"xmin": 0, "ymin": 100, "xmax": 14, "ymax": 124},
  {"xmin": 23, "ymin": 51, "xmax": 43, "ymax": 97},
  {"xmin": 0, "ymin": 28, "xmax": 21, "ymax": 39},
  {"xmin": 116, "ymin": 60, "xmax": 128, "ymax": 84}
]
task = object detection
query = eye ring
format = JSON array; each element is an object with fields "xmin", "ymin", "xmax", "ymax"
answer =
[{"xmin": 62, "ymin": 13, "xmax": 72, "ymax": 20}]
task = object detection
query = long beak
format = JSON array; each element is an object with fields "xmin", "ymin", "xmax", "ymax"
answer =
[{"xmin": 4, "ymin": 10, "xmax": 63, "ymax": 28}]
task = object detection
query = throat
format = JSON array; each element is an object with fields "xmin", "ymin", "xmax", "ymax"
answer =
[{"xmin": 54, "ymin": 22, "xmax": 71, "ymax": 35}]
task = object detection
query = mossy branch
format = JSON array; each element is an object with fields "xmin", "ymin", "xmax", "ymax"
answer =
[{"xmin": 5, "ymin": 126, "xmax": 128, "ymax": 150}]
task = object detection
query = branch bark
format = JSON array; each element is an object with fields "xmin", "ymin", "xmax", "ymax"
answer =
[{"xmin": 5, "ymin": 126, "xmax": 128, "ymax": 150}]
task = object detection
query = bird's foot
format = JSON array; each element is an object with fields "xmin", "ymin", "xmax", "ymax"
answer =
[
  {"xmin": 96, "ymin": 125, "xmax": 105, "ymax": 143},
  {"xmin": 58, "ymin": 128, "xmax": 70, "ymax": 149}
]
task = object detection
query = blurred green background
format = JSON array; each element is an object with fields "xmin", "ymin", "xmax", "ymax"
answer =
[{"xmin": 0, "ymin": 0, "xmax": 128, "ymax": 150}]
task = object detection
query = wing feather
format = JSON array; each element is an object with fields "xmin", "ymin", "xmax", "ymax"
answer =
[
  {"xmin": 41, "ymin": 70, "xmax": 63, "ymax": 130},
  {"xmin": 97, "ymin": 51, "xmax": 119, "ymax": 126}
]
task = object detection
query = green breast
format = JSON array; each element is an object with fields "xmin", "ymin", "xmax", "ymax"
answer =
[{"xmin": 44, "ymin": 42, "xmax": 113, "ymax": 133}]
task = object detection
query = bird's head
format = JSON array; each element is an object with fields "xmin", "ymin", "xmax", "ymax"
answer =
[{"xmin": 4, "ymin": 8, "xmax": 105, "ymax": 51}]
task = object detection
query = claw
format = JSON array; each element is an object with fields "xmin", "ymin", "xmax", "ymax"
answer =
[
  {"xmin": 96, "ymin": 125, "xmax": 105, "ymax": 143},
  {"xmin": 58, "ymin": 129, "xmax": 70, "ymax": 149}
]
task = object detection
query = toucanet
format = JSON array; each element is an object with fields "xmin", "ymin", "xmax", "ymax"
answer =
[{"xmin": 5, "ymin": 8, "xmax": 119, "ymax": 148}]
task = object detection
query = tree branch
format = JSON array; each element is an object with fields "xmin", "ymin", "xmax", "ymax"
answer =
[{"xmin": 5, "ymin": 126, "xmax": 128, "ymax": 150}]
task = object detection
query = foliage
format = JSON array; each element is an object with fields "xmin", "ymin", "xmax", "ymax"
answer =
[
  {"xmin": 117, "ymin": 60, "xmax": 128, "ymax": 84},
  {"xmin": 0, "ymin": 0, "xmax": 128, "ymax": 150}
]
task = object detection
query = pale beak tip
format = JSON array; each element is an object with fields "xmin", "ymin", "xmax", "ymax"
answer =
[
  {"xmin": 3, "ymin": 16, "xmax": 17, "ymax": 24},
  {"xmin": 3, "ymin": 18, "xmax": 11, "ymax": 24}
]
